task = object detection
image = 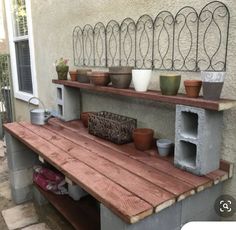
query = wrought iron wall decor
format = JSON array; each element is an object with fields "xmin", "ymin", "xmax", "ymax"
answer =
[{"xmin": 73, "ymin": 1, "xmax": 230, "ymax": 72}]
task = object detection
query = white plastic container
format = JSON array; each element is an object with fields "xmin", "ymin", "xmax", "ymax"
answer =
[
  {"xmin": 156, "ymin": 139, "xmax": 174, "ymax": 157},
  {"xmin": 132, "ymin": 69, "xmax": 152, "ymax": 92}
]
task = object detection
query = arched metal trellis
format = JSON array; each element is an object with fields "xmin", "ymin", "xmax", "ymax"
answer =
[{"xmin": 73, "ymin": 1, "xmax": 230, "ymax": 72}]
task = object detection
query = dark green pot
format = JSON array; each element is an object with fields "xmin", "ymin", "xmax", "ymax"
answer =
[
  {"xmin": 160, "ymin": 74, "xmax": 181, "ymax": 95},
  {"xmin": 56, "ymin": 65, "xmax": 69, "ymax": 80}
]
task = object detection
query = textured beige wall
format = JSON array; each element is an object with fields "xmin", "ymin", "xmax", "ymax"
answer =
[
  {"xmin": 13, "ymin": 0, "xmax": 236, "ymax": 218},
  {"xmin": 0, "ymin": 0, "xmax": 9, "ymax": 54}
]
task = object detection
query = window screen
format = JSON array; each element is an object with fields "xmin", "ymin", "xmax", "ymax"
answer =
[{"xmin": 15, "ymin": 40, "xmax": 33, "ymax": 93}]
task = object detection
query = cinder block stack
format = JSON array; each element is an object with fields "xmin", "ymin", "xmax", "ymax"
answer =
[
  {"xmin": 174, "ymin": 105, "xmax": 223, "ymax": 175},
  {"xmin": 55, "ymin": 84, "xmax": 81, "ymax": 121},
  {"xmin": 5, "ymin": 132, "xmax": 39, "ymax": 204}
]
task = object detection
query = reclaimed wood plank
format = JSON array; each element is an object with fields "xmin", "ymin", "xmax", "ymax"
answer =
[
  {"xmin": 48, "ymin": 119, "xmax": 213, "ymax": 191},
  {"xmin": 20, "ymin": 122, "xmax": 176, "ymax": 211},
  {"xmin": 52, "ymin": 80, "xmax": 236, "ymax": 111},
  {"xmin": 4, "ymin": 122, "xmax": 153, "ymax": 224},
  {"xmin": 34, "ymin": 184, "xmax": 100, "ymax": 230}
]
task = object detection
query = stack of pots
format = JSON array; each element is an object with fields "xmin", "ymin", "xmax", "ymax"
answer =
[
  {"xmin": 109, "ymin": 67, "xmax": 132, "ymax": 89},
  {"xmin": 201, "ymin": 71, "xmax": 225, "ymax": 100},
  {"xmin": 77, "ymin": 68, "xmax": 91, "ymax": 83}
]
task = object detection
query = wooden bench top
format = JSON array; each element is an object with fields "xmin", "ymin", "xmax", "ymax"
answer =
[{"xmin": 4, "ymin": 119, "xmax": 233, "ymax": 224}]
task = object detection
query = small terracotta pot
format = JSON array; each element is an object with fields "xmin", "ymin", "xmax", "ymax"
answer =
[
  {"xmin": 88, "ymin": 71, "xmax": 110, "ymax": 86},
  {"xmin": 81, "ymin": 112, "xmax": 94, "ymax": 128},
  {"xmin": 184, "ymin": 80, "xmax": 202, "ymax": 98},
  {"xmin": 69, "ymin": 70, "xmax": 78, "ymax": 81},
  {"xmin": 132, "ymin": 128, "xmax": 154, "ymax": 151}
]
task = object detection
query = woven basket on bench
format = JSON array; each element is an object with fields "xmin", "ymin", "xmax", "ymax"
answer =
[{"xmin": 88, "ymin": 111, "xmax": 137, "ymax": 144}]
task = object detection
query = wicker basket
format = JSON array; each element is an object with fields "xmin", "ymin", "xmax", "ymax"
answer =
[{"xmin": 88, "ymin": 111, "xmax": 137, "ymax": 144}]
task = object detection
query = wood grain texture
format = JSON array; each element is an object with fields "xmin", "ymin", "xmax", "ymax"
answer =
[
  {"xmin": 48, "ymin": 119, "xmax": 212, "ymax": 189},
  {"xmin": 52, "ymin": 80, "xmax": 236, "ymax": 111},
  {"xmin": 19, "ymin": 122, "xmax": 176, "ymax": 210},
  {"xmin": 4, "ymin": 123, "xmax": 153, "ymax": 223},
  {"xmin": 34, "ymin": 184, "xmax": 100, "ymax": 230}
]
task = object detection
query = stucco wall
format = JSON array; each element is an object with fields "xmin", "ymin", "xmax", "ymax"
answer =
[
  {"xmin": 13, "ymin": 0, "xmax": 236, "ymax": 219},
  {"xmin": 0, "ymin": 0, "xmax": 9, "ymax": 54}
]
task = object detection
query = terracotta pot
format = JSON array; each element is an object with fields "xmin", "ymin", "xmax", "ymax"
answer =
[
  {"xmin": 81, "ymin": 112, "xmax": 94, "ymax": 128},
  {"xmin": 160, "ymin": 74, "xmax": 181, "ymax": 95},
  {"xmin": 184, "ymin": 80, "xmax": 202, "ymax": 98},
  {"xmin": 69, "ymin": 70, "xmax": 78, "ymax": 81},
  {"xmin": 132, "ymin": 128, "xmax": 154, "ymax": 151},
  {"xmin": 88, "ymin": 71, "xmax": 110, "ymax": 86},
  {"xmin": 77, "ymin": 69, "xmax": 91, "ymax": 83},
  {"xmin": 56, "ymin": 65, "xmax": 69, "ymax": 80},
  {"xmin": 109, "ymin": 67, "xmax": 132, "ymax": 89}
]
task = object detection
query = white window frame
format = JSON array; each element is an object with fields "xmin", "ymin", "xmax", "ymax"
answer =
[{"xmin": 5, "ymin": 0, "xmax": 38, "ymax": 105}]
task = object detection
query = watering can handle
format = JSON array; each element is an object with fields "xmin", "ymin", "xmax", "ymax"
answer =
[{"xmin": 28, "ymin": 97, "xmax": 46, "ymax": 112}]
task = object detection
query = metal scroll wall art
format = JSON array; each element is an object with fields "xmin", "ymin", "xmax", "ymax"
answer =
[{"xmin": 73, "ymin": 1, "xmax": 230, "ymax": 72}]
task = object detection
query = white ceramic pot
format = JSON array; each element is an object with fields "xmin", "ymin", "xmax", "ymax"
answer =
[
  {"xmin": 156, "ymin": 139, "xmax": 174, "ymax": 157},
  {"xmin": 132, "ymin": 69, "xmax": 152, "ymax": 92}
]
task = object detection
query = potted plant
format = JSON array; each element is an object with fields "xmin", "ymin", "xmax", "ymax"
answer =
[
  {"xmin": 55, "ymin": 57, "xmax": 69, "ymax": 80},
  {"xmin": 201, "ymin": 71, "xmax": 225, "ymax": 100},
  {"xmin": 132, "ymin": 69, "xmax": 152, "ymax": 92}
]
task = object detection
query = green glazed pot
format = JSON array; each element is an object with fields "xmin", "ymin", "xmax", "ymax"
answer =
[
  {"xmin": 56, "ymin": 65, "xmax": 69, "ymax": 80},
  {"xmin": 160, "ymin": 74, "xmax": 181, "ymax": 95}
]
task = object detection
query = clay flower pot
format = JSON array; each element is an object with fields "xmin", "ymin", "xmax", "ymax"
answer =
[
  {"xmin": 184, "ymin": 80, "xmax": 202, "ymax": 98},
  {"xmin": 132, "ymin": 69, "xmax": 152, "ymax": 92},
  {"xmin": 69, "ymin": 70, "xmax": 78, "ymax": 81},
  {"xmin": 132, "ymin": 128, "xmax": 154, "ymax": 151},
  {"xmin": 77, "ymin": 68, "xmax": 91, "ymax": 83},
  {"xmin": 81, "ymin": 112, "xmax": 94, "ymax": 128},
  {"xmin": 109, "ymin": 67, "xmax": 132, "ymax": 89},
  {"xmin": 160, "ymin": 74, "xmax": 181, "ymax": 95},
  {"xmin": 88, "ymin": 71, "xmax": 110, "ymax": 86}
]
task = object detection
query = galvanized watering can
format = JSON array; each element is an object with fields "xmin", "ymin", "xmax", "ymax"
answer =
[{"xmin": 28, "ymin": 97, "xmax": 53, "ymax": 125}]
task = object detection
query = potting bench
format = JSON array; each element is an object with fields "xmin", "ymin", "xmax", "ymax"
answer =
[{"xmin": 4, "ymin": 118, "xmax": 233, "ymax": 230}]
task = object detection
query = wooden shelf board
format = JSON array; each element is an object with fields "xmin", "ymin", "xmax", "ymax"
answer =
[
  {"xmin": 34, "ymin": 183, "xmax": 100, "ymax": 230},
  {"xmin": 52, "ymin": 80, "xmax": 236, "ymax": 111}
]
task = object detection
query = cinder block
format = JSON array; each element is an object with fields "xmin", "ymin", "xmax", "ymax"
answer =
[
  {"xmin": 175, "ymin": 105, "xmax": 223, "ymax": 175},
  {"xmin": 55, "ymin": 84, "xmax": 81, "ymax": 121},
  {"xmin": 7, "ymin": 149, "xmax": 39, "ymax": 171},
  {"xmin": 33, "ymin": 186, "xmax": 48, "ymax": 206},
  {"xmin": 181, "ymin": 183, "xmax": 222, "ymax": 224},
  {"xmin": 68, "ymin": 184, "xmax": 88, "ymax": 201},
  {"xmin": 11, "ymin": 185, "xmax": 33, "ymax": 204},
  {"xmin": 5, "ymin": 132, "xmax": 28, "ymax": 153},
  {"xmin": 9, "ymin": 168, "xmax": 33, "ymax": 189},
  {"xmin": 100, "ymin": 202, "xmax": 182, "ymax": 230}
]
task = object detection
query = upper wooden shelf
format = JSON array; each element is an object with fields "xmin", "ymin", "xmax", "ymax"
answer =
[{"xmin": 52, "ymin": 80, "xmax": 236, "ymax": 111}]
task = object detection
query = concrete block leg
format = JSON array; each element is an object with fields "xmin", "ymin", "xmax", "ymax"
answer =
[
  {"xmin": 100, "ymin": 202, "xmax": 182, "ymax": 230},
  {"xmin": 5, "ymin": 132, "xmax": 41, "ymax": 204},
  {"xmin": 175, "ymin": 105, "xmax": 223, "ymax": 175},
  {"xmin": 33, "ymin": 186, "xmax": 48, "ymax": 206}
]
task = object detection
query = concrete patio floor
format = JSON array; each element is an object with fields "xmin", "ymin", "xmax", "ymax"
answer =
[{"xmin": 0, "ymin": 140, "xmax": 74, "ymax": 230}]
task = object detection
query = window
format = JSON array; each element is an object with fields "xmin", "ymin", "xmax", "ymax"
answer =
[{"xmin": 5, "ymin": 0, "xmax": 38, "ymax": 103}]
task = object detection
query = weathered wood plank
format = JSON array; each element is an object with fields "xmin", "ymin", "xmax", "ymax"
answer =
[
  {"xmin": 48, "ymin": 119, "xmax": 213, "ymax": 190},
  {"xmin": 4, "ymin": 122, "xmax": 153, "ymax": 224},
  {"xmin": 52, "ymin": 80, "xmax": 236, "ymax": 111},
  {"xmin": 20, "ymin": 122, "xmax": 176, "ymax": 211},
  {"xmin": 30, "ymin": 122, "xmax": 196, "ymax": 199}
]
